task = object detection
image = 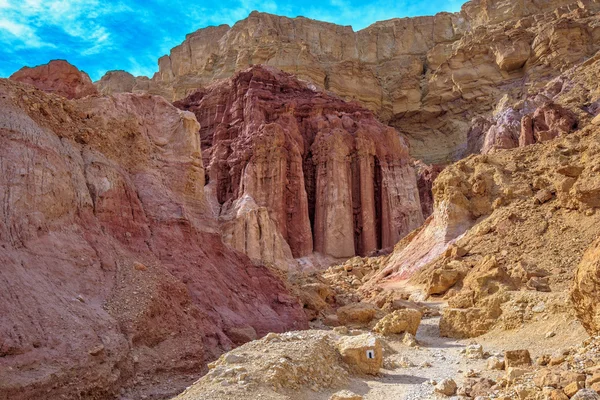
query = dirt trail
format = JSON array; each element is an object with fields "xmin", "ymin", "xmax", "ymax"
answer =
[{"xmin": 343, "ymin": 316, "xmax": 474, "ymax": 399}]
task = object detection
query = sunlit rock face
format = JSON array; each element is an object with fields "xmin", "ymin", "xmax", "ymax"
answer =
[
  {"xmin": 0, "ymin": 75, "xmax": 308, "ymax": 400},
  {"xmin": 98, "ymin": 0, "xmax": 600, "ymax": 164},
  {"xmin": 10, "ymin": 59, "xmax": 98, "ymax": 99},
  {"xmin": 174, "ymin": 65, "xmax": 424, "ymax": 268}
]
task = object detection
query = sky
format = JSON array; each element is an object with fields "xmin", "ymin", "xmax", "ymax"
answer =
[{"xmin": 0, "ymin": 0, "xmax": 466, "ymax": 81}]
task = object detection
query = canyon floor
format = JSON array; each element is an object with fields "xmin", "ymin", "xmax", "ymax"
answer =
[{"xmin": 170, "ymin": 273, "xmax": 589, "ymax": 400}]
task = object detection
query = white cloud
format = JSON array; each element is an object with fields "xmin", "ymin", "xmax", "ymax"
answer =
[
  {"xmin": 0, "ymin": 0, "xmax": 130, "ymax": 54},
  {"xmin": 0, "ymin": 18, "xmax": 53, "ymax": 48}
]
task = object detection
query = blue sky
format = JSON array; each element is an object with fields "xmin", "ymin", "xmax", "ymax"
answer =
[{"xmin": 0, "ymin": 0, "xmax": 466, "ymax": 81}]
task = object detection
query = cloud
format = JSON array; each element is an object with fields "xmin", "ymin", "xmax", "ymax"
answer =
[{"xmin": 0, "ymin": 18, "xmax": 52, "ymax": 48}]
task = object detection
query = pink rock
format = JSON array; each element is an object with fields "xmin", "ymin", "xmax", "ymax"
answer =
[
  {"xmin": 175, "ymin": 65, "xmax": 424, "ymax": 263},
  {"xmin": 10, "ymin": 59, "xmax": 98, "ymax": 99},
  {"xmin": 0, "ymin": 78, "xmax": 307, "ymax": 399}
]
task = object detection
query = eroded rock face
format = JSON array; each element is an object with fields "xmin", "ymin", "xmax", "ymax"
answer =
[
  {"xmin": 10, "ymin": 59, "xmax": 98, "ymax": 99},
  {"xmin": 571, "ymin": 237, "xmax": 600, "ymax": 335},
  {"xmin": 0, "ymin": 78, "xmax": 308, "ymax": 399},
  {"xmin": 100, "ymin": 0, "xmax": 600, "ymax": 163},
  {"xmin": 174, "ymin": 66, "xmax": 424, "ymax": 267},
  {"xmin": 95, "ymin": 70, "xmax": 137, "ymax": 95}
]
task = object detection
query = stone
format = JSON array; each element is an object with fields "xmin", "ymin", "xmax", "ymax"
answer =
[
  {"xmin": 586, "ymin": 373, "xmax": 600, "ymax": 387},
  {"xmin": 547, "ymin": 390, "xmax": 569, "ymax": 400},
  {"xmin": 440, "ymin": 307, "xmax": 500, "ymax": 339},
  {"xmin": 427, "ymin": 268, "xmax": 462, "ymax": 295},
  {"xmin": 487, "ymin": 356, "xmax": 505, "ymax": 370},
  {"xmin": 466, "ymin": 344, "xmax": 485, "ymax": 359},
  {"xmin": 435, "ymin": 378, "xmax": 458, "ymax": 396},
  {"xmin": 506, "ymin": 367, "xmax": 528, "ymax": 384},
  {"xmin": 372, "ymin": 309, "xmax": 422, "ymax": 336},
  {"xmin": 225, "ymin": 325, "xmax": 258, "ymax": 345},
  {"xmin": 402, "ymin": 333, "xmax": 419, "ymax": 347},
  {"xmin": 565, "ymin": 381, "xmax": 585, "ymax": 398},
  {"xmin": 571, "ymin": 389, "xmax": 600, "ymax": 400},
  {"xmin": 337, "ymin": 303, "xmax": 379, "ymax": 326},
  {"xmin": 329, "ymin": 390, "xmax": 363, "ymax": 400},
  {"xmin": 336, "ymin": 334, "xmax": 383, "ymax": 375},
  {"xmin": 10, "ymin": 60, "xmax": 98, "ymax": 99},
  {"xmin": 505, "ymin": 350, "xmax": 532, "ymax": 368},
  {"xmin": 535, "ymin": 189, "xmax": 554, "ymax": 205},
  {"xmin": 572, "ymin": 237, "xmax": 600, "ymax": 334}
]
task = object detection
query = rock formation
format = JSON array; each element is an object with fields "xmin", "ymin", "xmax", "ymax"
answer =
[
  {"xmin": 174, "ymin": 66, "xmax": 424, "ymax": 268},
  {"xmin": 0, "ymin": 74, "xmax": 307, "ymax": 400},
  {"xmin": 571, "ymin": 237, "xmax": 600, "ymax": 335},
  {"xmin": 99, "ymin": 0, "xmax": 600, "ymax": 164},
  {"xmin": 10, "ymin": 59, "xmax": 98, "ymax": 99},
  {"xmin": 369, "ymin": 120, "xmax": 600, "ymax": 337}
]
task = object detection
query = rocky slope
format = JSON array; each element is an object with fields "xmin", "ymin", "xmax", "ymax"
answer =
[
  {"xmin": 173, "ymin": 65, "xmax": 424, "ymax": 269},
  {"xmin": 98, "ymin": 0, "xmax": 600, "ymax": 164},
  {"xmin": 361, "ymin": 48, "xmax": 600, "ymax": 339},
  {"xmin": 0, "ymin": 77, "xmax": 308, "ymax": 400}
]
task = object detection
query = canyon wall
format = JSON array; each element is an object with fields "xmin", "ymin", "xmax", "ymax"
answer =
[
  {"xmin": 174, "ymin": 65, "xmax": 424, "ymax": 268},
  {"xmin": 0, "ymin": 77, "xmax": 307, "ymax": 400},
  {"xmin": 365, "ymin": 49, "xmax": 600, "ymax": 337},
  {"xmin": 98, "ymin": 0, "xmax": 600, "ymax": 163}
]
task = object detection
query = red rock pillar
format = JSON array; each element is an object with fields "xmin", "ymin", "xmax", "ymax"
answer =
[{"xmin": 313, "ymin": 130, "xmax": 355, "ymax": 258}]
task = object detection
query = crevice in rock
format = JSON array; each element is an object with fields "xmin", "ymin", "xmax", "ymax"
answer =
[{"xmin": 374, "ymin": 156, "xmax": 383, "ymax": 250}]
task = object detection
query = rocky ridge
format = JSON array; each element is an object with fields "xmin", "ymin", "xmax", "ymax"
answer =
[{"xmin": 98, "ymin": 0, "xmax": 600, "ymax": 164}]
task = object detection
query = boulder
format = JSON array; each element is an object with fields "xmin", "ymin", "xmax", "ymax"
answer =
[
  {"xmin": 504, "ymin": 350, "xmax": 532, "ymax": 368},
  {"xmin": 427, "ymin": 268, "xmax": 461, "ymax": 295},
  {"xmin": 571, "ymin": 237, "xmax": 600, "ymax": 334},
  {"xmin": 506, "ymin": 367, "xmax": 528, "ymax": 384},
  {"xmin": 571, "ymin": 389, "xmax": 600, "ymax": 400},
  {"xmin": 435, "ymin": 378, "xmax": 458, "ymax": 396},
  {"xmin": 487, "ymin": 356, "xmax": 505, "ymax": 370},
  {"xmin": 337, "ymin": 303, "xmax": 379, "ymax": 326},
  {"xmin": 336, "ymin": 334, "xmax": 383, "ymax": 375},
  {"xmin": 466, "ymin": 344, "xmax": 484, "ymax": 359},
  {"xmin": 372, "ymin": 309, "xmax": 422, "ymax": 336}
]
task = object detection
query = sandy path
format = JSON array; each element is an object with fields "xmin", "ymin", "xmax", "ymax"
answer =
[{"xmin": 343, "ymin": 316, "xmax": 480, "ymax": 399}]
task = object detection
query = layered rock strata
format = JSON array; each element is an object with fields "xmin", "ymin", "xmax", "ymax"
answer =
[
  {"xmin": 99, "ymin": 0, "xmax": 600, "ymax": 163},
  {"xmin": 174, "ymin": 66, "xmax": 424, "ymax": 268},
  {"xmin": 0, "ymin": 76, "xmax": 307, "ymax": 400}
]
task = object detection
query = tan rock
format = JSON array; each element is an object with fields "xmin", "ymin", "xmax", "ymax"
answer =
[
  {"xmin": 505, "ymin": 350, "xmax": 532, "ymax": 368},
  {"xmin": 427, "ymin": 268, "xmax": 462, "ymax": 295},
  {"xmin": 548, "ymin": 389, "xmax": 569, "ymax": 400},
  {"xmin": 440, "ymin": 303, "xmax": 501, "ymax": 339},
  {"xmin": 329, "ymin": 390, "xmax": 363, "ymax": 400},
  {"xmin": 572, "ymin": 237, "xmax": 600, "ymax": 334},
  {"xmin": 435, "ymin": 378, "xmax": 457, "ymax": 396},
  {"xmin": 372, "ymin": 309, "xmax": 422, "ymax": 336},
  {"xmin": 336, "ymin": 334, "xmax": 383, "ymax": 375},
  {"xmin": 466, "ymin": 344, "xmax": 484, "ymax": 359},
  {"xmin": 565, "ymin": 381, "xmax": 586, "ymax": 398},
  {"xmin": 487, "ymin": 356, "xmax": 505, "ymax": 370},
  {"xmin": 337, "ymin": 303, "xmax": 378, "ymax": 326},
  {"xmin": 506, "ymin": 367, "xmax": 528, "ymax": 384}
]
